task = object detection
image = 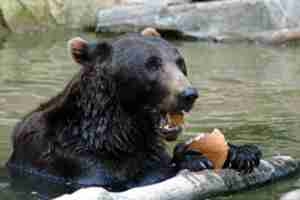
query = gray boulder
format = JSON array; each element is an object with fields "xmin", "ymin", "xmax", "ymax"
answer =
[
  {"xmin": 0, "ymin": 9, "xmax": 8, "ymax": 35},
  {"xmin": 0, "ymin": 0, "xmax": 127, "ymax": 32},
  {"xmin": 281, "ymin": 189, "xmax": 300, "ymax": 200},
  {"xmin": 0, "ymin": 0, "xmax": 56, "ymax": 33},
  {"xmin": 96, "ymin": 0, "xmax": 300, "ymax": 43},
  {"xmin": 0, "ymin": 0, "xmax": 190, "ymax": 33}
]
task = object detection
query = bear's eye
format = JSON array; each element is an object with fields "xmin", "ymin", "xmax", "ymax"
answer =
[
  {"xmin": 176, "ymin": 58, "xmax": 187, "ymax": 75},
  {"xmin": 146, "ymin": 56, "xmax": 162, "ymax": 72}
]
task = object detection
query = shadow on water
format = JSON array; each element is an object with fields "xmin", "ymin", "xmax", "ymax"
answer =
[
  {"xmin": 1, "ymin": 30, "xmax": 300, "ymax": 199},
  {"xmin": 0, "ymin": 169, "xmax": 74, "ymax": 200}
]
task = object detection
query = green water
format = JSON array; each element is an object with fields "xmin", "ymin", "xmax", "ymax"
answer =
[{"xmin": 1, "ymin": 30, "xmax": 300, "ymax": 199}]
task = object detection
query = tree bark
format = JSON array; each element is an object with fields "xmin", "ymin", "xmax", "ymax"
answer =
[{"xmin": 55, "ymin": 156, "xmax": 299, "ymax": 200}]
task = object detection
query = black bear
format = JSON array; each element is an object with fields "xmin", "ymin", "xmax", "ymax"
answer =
[{"xmin": 7, "ymin": 30, "xmax": 261, "ymax": 191}]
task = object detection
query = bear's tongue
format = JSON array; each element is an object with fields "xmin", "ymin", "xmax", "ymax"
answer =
[
  {"xmin": 166, "ymin": 112, "xmax": 184, "ymax": 127},
  {"xmin": 159, "ymin": 112, "xmax": 184, "ymax": 141}
]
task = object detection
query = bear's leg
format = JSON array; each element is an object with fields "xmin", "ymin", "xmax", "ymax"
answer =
[
  {"xmin": 133, "ymin": 166, "xmax": 178, "ymax": 187},
  {"xmin": 171, "ymin": 143, "xmax": 214, "ymax": 172},
  {"xmin": 171, "ymin": 142, "xmax": 261, "ymax": 173}
]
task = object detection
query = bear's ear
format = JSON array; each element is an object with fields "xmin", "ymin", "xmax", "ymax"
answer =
[
  {"xmin": 141, "ymin": 27, "xmax": 161, "ymax": 37},
  {"xmin": 68, "ymin": 37, "xmax": 112, "ymax": 67},
  {"xmin": 68, "ymin": 37, "xmax": 90, "ymax": 66}
]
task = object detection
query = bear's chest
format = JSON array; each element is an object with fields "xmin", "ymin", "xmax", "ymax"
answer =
[{"xmin": 72, "ymin": 151, "xmax": 173, "ymax": 191}]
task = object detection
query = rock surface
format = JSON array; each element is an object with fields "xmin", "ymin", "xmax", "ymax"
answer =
[
  {"xmin": 281, "ymin": 189, "xmax": 300, "ymax": 200},
  {"xmin": 0, "ymin": 0, "xmax": 190, "ymax": 33},
  {"xmin": 0, "ymin": 9, "xmax": 8, "ymax": 36},
  {"xmin": 1, "ymin": 0, "xmax": 300, "ymax": 43},
  {"xmin": 0, "ymin": 0, "xmax": 116, "ymax": 32},
  {"xmin": 1, "ymin": 0, "xmax": 55, "ymax": 33},
  {"xmin": 54, "ymin": 156, "xmax": 299, "ymax": 200},
  {"xmin": 96, "ymin": 0, "xmax": 300, "ymax": 43}
]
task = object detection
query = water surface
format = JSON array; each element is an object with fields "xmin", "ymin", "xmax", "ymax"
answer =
[{"xmin": 0, "ymin": 30, "xmax": 300, "ymax": 199}]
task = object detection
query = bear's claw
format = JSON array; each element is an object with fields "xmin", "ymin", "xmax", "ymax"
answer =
[
  {"xmin": 183, "ymin": 155, "xmax": 214, "ymax": 171},
  {"xmin": 224, "ymin": 144, "xmax": 262, "ymax": 173},
  {"xmin": 171, "ymin": 143, "xmax": 214, "ymax": 171}
]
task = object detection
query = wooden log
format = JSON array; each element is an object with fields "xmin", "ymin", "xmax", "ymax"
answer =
[{"xmin": 55, "ymin": 156, "xmax": 299, "ymax": 200}]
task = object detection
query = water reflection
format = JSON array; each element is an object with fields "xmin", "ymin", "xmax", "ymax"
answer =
[{"xmin": 0, "ymin": 31, "xmax": 300, "ymax": 199}]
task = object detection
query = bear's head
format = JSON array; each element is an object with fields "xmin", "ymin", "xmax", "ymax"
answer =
[{"xmin": 68, "ymin": 31, "xmax": 198, "ymax": 153}]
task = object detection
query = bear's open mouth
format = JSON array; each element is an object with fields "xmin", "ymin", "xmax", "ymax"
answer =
[{"xmin": 159, "ymin": 112, "xmax": 185, "ymax": 141}]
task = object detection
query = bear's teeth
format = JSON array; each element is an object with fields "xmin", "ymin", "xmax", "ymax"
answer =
[
  {"xmin": 164, "ymin": 124, "xmax": 171, "ymax": 129},
  {"xmin": 194, "ymin": 133, "xmax": 206, "ymax": 140},
  {"xmin": 186, "ymin": 133, "xmax": 205, "ymax": 144}
]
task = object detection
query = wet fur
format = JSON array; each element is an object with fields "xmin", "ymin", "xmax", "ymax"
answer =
[
  {"xmin": 7, "ymin": 33, "xmax": 262, "ymax": 192},
  {"xmin": 8, "ymin": 43, "xmax": 173, "ymax": 190}
]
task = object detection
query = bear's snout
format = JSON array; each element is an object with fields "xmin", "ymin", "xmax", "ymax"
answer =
[{"xmin": 178, "ymin": 87, "xmax": 198, "ymax": 112}]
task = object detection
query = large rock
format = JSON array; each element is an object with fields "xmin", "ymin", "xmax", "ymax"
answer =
[
  {"xmin": 0, "ymin": 8, "xmax": 8, "ymax": 33},
  {"xmin": 281, "ymin": 189, "xmax": 300, "ymax": 200},
  {"xmin": 54, "ymin": 156, "xmax": 299, "ymax": 200},
  {"xmin": 96, "ymin": 0, "xmax": 300, "ymax": 43},
  {"xmin": 123, "ymin": 0, "xmax": 191, "ymax": 5},
  {"xmin": 0, "ymin": 0, "xmax": 190, "ymax": 33},
  {"xmin": 2, "ymin": 0, "xmax": 300, "ymax": 40},
  {"xmin": 0, "ymin": 0, "xmax": 56, "ymax": 33},
  {"xmin": 0, "ymin": 0, "xmax": 115, "ymax": 32}
]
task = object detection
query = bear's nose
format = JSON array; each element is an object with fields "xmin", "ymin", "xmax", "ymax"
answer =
[{"xmin": 179, "ymin": 87, "xmax": 199, "ymax": 112}]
